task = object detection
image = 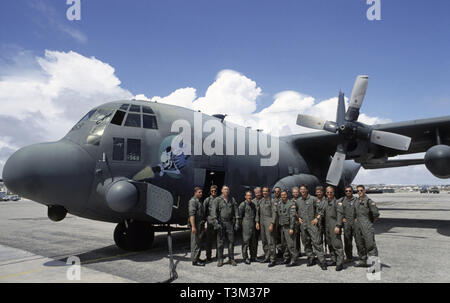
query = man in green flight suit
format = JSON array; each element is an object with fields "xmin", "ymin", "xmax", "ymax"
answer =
[
  {"xmin": 252, "ymin": 187, "xmax": 263, "ymax": 260},
  {"xmin": 294, "ymin": 184, "xmax": 327, "ymax": 270},
  {"xmin": 290, "ymin": 187, "xmax": 302, "ymax": 257},
  {"xmin": 238, "ymin": 191, "xmax": 258, "ymax": 264},
  {"xmin": 339, "ymin": 185, "xmax": 365, "ymax": 263},
  {"xmin": 211, "ymin": 185, "xmax": 240, "ymax": 267},
  {"xmin": 272, "ymin": 187, "xmax": 283, "ymax": 258},
  {"xmin": 277, "ymin": 190, "xmax": 299, "ymax": 267},
  {"xmin": 315, "ymin": 186, "xmax": 327, "ymax": 254},
  {"xmin": 354, "ymin": 185, "xmax": 380, "ymax": 267},
  {"xmin": 188, "ymin": 187, "xmax": 206, "ymax": 266},
  {"xmin": 324, "ymin": 186, "xmax": 345, "ymax": 271},
  {"xmin": 256, "ymin": 187, "xmax": 278, "ymax": 267},
  {"xmin": 203, "ymin": 185, "xmax": 218, "ymax": 262}
]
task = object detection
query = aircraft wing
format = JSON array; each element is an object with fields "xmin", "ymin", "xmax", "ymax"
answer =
[
  {"xmin": 286, "ymin": 115, "xmax": 450, "ymax": 168},
  {"xmin": 370, "ymin": 116, "xmax": 450, "ymax": 156}
]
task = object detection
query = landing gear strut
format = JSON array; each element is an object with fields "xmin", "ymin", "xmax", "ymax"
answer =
[{"xmin": 113, "ymin": 220, "xmax": 155, "ymax": 251}]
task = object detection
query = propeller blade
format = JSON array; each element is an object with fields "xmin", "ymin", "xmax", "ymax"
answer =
[
  {"xmin": 336, "ymin": 92, "xmax": 346, "ymax": 126},
  {"xmin": 349, "ymin": 75, "xmax": 369, "ymax": 110},
  {"xmin": 326, "ymin": 151, "xmax": 347, "ymax": 186},
  {"xmin": 370, "ymin": 130, "xmax": 411, "ymax": 151},
  {"xmin": 296, "ymin": 114, "xmax": 327, "ymax": 130}
]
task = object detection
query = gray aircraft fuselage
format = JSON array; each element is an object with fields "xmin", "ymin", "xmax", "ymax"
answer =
[{"xmin": 3, "ymin": 100, "xmax": 359, "ymax": 226}]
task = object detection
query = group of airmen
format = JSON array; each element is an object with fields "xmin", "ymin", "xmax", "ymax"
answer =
[{"xmin": 188, "ymin": 183, "xmax": 380, "ymax": 271}]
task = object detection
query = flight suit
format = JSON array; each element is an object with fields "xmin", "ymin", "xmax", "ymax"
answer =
[
  {"xmin": 211, "ymin": 195, "xmax": 239, "ymax": 261},
  {"xmin": 340, "ymin": 196, "xmax": 365, "ymax": 260},
  {"xmin": 238, "ymin": 200, "xmax": 258, "ymax": 261},
  {"xmin": 188, "ymin": 196, "xmax": 205, "ymax": 262},
  {"xmin": 251, "ymin": 197, "xmax": 262, "ymax": 258},
  {"xmin": 256, "ymin": 197, "xmax": 278, "ymax": 262},
  {"xmin": 354, "ymin": 196, "xmax": 380, "ymax": 261},
  {"xmin": 277, "ymin": 200, "xmax": 298, "ymax": 263},
  {"xmin": 203, "ymin": 195, "xmax": 217, "ymax": 259},
  {"xmin": 273, "ymin": 197, "xmax": 283, "ymax": 255},
  {"xmin": 291, "ymin": 197, "xmax": 302, "ymax": 256},
  {"xmin": 316, "ymin": 197, "xmax": 327, "ymax": 250},
  {"xmin": 294, "ymin": 195, "xmax": 326, "ymax": 264},
  {"xmin": 324, "ymin": 198, "xmax": 345, "ymax": 266}
]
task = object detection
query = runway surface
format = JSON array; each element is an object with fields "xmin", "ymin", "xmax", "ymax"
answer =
[{"xmin": 0, "ymin": 192, "xmax": 449, "ymax": 283}]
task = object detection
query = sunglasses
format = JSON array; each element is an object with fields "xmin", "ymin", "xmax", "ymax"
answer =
[
  {"xmin": 345, "ymin": 190, "xmax": 353, "ymax": 192},
  {"xmin": 357, "ymin": 190, "xmax": 364, "ymax": 192}
]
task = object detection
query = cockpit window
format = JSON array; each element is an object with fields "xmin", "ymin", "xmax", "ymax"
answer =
[
  {"xmin": 120, "ymin": 104, "xmax": 130, "ymax": 110},
  {"xmin": 71, "ymin": 109, "xmax": 96, "ymax": 130},
  {"xmin": 111, "ymin": 110, "xmax": 126, "ymax": 126},
  {"xmin": 89, "ymin": 108, "xmax": 113, "ymax": 123},
  {"xmin": 143, "ymin": 115, "xmax": 158, "ymax": 129},
  {"xmin": 86, "ymin": 108, "xmax": 114, "ymax": 145},
  {"xmin": 142, "ymin": 106, "xmax": 154, "ymax": 114},
  {"xmin": 129, "ymin": 105, "xmax": 141, "ymax": 112},
  {"xmin": 127, "ymin": 139, "xmax": 141, "ymax": 161},
  {"xmin": 124, "ymin": 113, "xmax": 141, "ymax": 128}
]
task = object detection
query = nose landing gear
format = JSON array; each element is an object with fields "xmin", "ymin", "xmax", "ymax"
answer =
[{"xmin": 113, "ymin": 220, "xmax": 155, "ymax": 251}]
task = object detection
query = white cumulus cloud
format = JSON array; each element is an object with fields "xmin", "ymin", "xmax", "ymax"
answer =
[{"xmin": 0, "ymin": 50, "xmax": 132, "ymax": 174}]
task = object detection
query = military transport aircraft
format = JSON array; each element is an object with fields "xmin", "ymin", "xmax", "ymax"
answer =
[{"xmin": 2, "ymin": 75, "xmax": 450, "ymax": 251}]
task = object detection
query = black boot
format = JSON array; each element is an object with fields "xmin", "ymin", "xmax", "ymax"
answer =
[
  {"xmin": 259, "ymin": 257, "xmax": 269, "ymax": 263},
  {"xmin": 244, "ymin": 259, "xmax": 251, "ymax": 265},
  {"xmin": 307, "ymin": 258, "xmax": 316, "ymax": 267},
  {"xmin": 268, "ymin": 261, "xmax": 276, "ymax": 267},
  {"xmin": 320, "ymin": 262, "xmax": 327, "ymax": 270},
  {"xmin": 336, "ymin": 264, "xmax": 344, "ymax": 271},
  {"xmin": 192, "ymin": 260, "xmax": 205, "ymax": 266},
  {"xmin": 327, "ymin": 260, "xmax": 337, "ymax": 266}
]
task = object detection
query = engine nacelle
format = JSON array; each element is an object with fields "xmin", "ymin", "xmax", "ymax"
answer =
[
  {"xmin": 273, "ymin": 174, "xmax": 321, "ymax": 192},
  {"xmin": 425, "ymin": 145, "xmax": 450, "ymax": 178},
  {"xmin": 48, "ymin": 205, "xmax": 67, "ymax": 222}
]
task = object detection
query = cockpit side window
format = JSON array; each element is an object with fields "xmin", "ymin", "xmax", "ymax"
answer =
[
  {"xmin": 142, "ymin": 106, "xmax": 155, "ymax": 114},
  {"xmin": 89, "ymin": 108, "xmax": 113, "ymax": 122},
  {"xmin": 127, "ymin": 139, "xmax": 141, "ymax": 161},
  {"xmin": 71, "ymin": 109, "xmax": 96, "ymax": 130},
  {"xmin": 111, "ymin": 110, "xmax": 126, "ymax": 126},
  {"xmin": 112, "ymin": 138, "xmax": 125, "ymax": 160},
  {"xmin": 124, "ymin": 113, "xmax": 141, "ymax": 128},
  {"xmin": 143, "ymin": 114, "xmax": 158, "ymax": 129},
  {"xmin": 86, "ymin": 108, "xmax": 114, "ymax": 145}
]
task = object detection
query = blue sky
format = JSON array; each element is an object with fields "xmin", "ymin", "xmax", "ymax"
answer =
[
  {"xmin": 1, "ymin": 0, "xmax": 450, "ymax": 120},
  {"xmin": 1, "ymin": 0, "xmax": 449, "ymax": 184}
]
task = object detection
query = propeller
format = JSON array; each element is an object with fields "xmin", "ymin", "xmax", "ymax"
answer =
[{"xmin": 297, "ymin": 75, "xmax": 412, "ymax": 186}]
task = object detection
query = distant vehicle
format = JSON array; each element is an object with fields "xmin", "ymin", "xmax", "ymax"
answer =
[
  {"xmin": 429, "ymin": 187, "xmax": 440, "ymax": 194},
  {"xmin": 0, "ymin": 191, "xmax": 6, "ymax": 199},
  {"xmin": 9, "ymin": 195, "xmax": 20, "ymax": 201},
  {"xmin": 420, "ymin": 187, "xmax": 428, "ymax": 193},
  {"xmin": 2, "ymin": 196, "xmax": 10, "ymax": 201}
]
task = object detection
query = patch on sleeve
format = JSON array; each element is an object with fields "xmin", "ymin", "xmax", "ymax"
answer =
[
  {"xmin": 291, "ymin": 205, "xmax": 296, "ymax": 208},
  {"xmin": 274, "ymin": 202, "xmax": 278, "ymax": 206},
  {"xmin": 338, "ymin": 202, "xmax": 342, "ymax": 206},
  {"xmin": 371, "ymin": 202, "xmax": 376, "ymax": 206}
]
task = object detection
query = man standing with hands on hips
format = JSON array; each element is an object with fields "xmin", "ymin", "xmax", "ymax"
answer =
[{"xmin": 188, "ymin": 187, "xmax": 206, "ymax": 266}]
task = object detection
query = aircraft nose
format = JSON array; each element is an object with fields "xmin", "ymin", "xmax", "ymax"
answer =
[{"xmin": 3, "ymin": 140, "xmax": 95, "ymax": 210}]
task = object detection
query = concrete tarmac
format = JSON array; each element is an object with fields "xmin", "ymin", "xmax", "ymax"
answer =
[{"xmin": 0, "ymin": 192, "xmax": 449, "ymax": 283}]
